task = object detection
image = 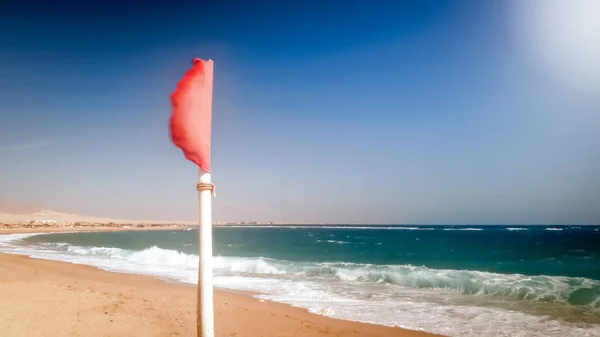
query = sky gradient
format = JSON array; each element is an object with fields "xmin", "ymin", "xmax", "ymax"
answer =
[{"xmin": 1, "ymin": 0, "xmax": 599, "ymax": 224}]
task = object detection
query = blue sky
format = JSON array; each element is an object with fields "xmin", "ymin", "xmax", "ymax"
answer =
[{"xmin": 1, "ymin": 0, "xmax": 599, "ymax": 224}]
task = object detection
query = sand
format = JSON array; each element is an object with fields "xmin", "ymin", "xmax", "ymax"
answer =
[
  {"xmin": 0, "ymin": 209, "xmax": 196, "ymax": 225},
  {"xmin": 0, "ymin": 232, "xmax": 442, "ymax": 337},
  {"xmin": 0, "ymin": 226, "xmax": 190, "ymax": 234}
]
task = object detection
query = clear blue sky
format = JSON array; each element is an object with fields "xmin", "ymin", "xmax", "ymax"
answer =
[{"xmin": 1, "ymin": 0, "xmax": 599, "ymax": 224}]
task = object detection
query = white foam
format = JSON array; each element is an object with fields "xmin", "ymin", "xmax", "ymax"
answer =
[
  {"xmin": 443, "ymin": 228, "xmax": 484, "ymax": 231},
  {"xmin": 0, "ymin": 233, "xmax": 45, "ymax": 245},
  {"xmin": 393, "ymin": 227, "xmax": 432, "ymax": 230},
  {"xmin": 316, "ymin": 240, "xmax": 350, "ymax": 244}
]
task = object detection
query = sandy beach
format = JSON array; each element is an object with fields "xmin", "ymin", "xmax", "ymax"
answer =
[
  {"xmin": 0, "ymin": 230, "xmax": 441, "ymax": 337},
  {"xmin": 0, "ymin": 226, "xmax": 191, "ymax": 235}
]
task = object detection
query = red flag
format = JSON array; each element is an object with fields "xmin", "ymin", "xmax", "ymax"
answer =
[{"xmin": 170, "ymin": 58, "xmax": 214, "ymax": 172}]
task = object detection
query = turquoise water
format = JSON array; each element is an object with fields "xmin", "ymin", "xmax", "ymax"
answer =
[{"xmin": 1, "ymin": 225, "xmax": 599, "ymax": 337}]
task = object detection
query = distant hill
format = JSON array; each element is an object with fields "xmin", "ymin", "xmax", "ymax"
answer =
[
  {"xmin": 0, "ymin": 197, "xmax": 45, "ymax": 214},
  {"xmin": 0, "ymin": 196, "xmax": 194, "ymax": 225}
]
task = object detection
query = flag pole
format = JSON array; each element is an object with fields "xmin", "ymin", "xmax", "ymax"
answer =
[
  {"xmin": 169, "ymin": 56, "xmax": 214, "ymax": 336},
  {"xmin": 197, "ymin": 170, "xmax": 215, "ymax": 337}
]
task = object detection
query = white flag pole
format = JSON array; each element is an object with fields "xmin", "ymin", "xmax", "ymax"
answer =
[{"xmin": 197, "ymin": 169, "xmax": 215, "ymax": 337}]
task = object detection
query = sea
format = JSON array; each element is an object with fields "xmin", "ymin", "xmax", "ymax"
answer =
[{"xmin": 1, "ymin": 225, "xmax": 599, "ymax": 337}]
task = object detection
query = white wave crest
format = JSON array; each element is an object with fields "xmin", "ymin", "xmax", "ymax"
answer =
[
  {"xmin": 443, "ymin": 228, "xmax": 484, "ymax": 231},
  {"xmin": 64, "ymin": 245, "xmax": 286, "ymax": 275},
  {"xmin": 59, "ymin": 244, "xmax": 600, "ymax": 307}
]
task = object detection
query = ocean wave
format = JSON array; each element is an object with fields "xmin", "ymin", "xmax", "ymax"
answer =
[
  {"xmin": 0, "ymin": 233, "xmax": 49, "ymax": 245},
  {"xmin": 393, "ymin": 227, "xmax": 435, "ymax": 230},
  {"xmin": 331, "ymin": 265, "xmax": 600, "ymax": 307},
  {"xmin": 216, "ymin": 225, "xmax": 436, "ymax": 230},
  {"xmin": 316, "ymin": 240, "xmax": 350, "ymax": 244},
  {"xmin": 59, "ymin": 244, "xmax": 600, "ymax": 308},
  {"xmin": 443, "ymin": 228, "xmax": 483, "ymax": 231},
  {"xmin": 506, "ymin": 228, "xmax": 529, "ymax": 231}
]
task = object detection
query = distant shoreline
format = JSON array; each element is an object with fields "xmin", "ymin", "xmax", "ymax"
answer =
[
  {"xmin": 2, "ymin": 223, "xmax": 598, "ymax": 234},
  {"xmin": 0, "ymin": 224, "xmax": 191, "ymax": 235}
]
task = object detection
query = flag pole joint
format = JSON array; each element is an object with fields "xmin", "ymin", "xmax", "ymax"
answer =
[{"xmin": 196, "ymin": 182, "xmax": 216, "ymax": 198}]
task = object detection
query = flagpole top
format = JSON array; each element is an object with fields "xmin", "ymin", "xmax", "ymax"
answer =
[{"xmin": 192, "ymin": 58, "xmax": 213, "ymax": 65}]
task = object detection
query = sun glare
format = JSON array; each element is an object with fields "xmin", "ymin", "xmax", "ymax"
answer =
[{"xmin": 511, "ymin": 0, "xmax": 600, "ymax": 94}]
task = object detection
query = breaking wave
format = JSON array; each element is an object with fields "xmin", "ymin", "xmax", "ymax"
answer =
[
  {"xmin": 61, "ymin": 244, "xmax": 600, "ymax": 308},
  {"xmin": 443, "ymin": 228, "xmax": 483, "ymax": 231}
]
